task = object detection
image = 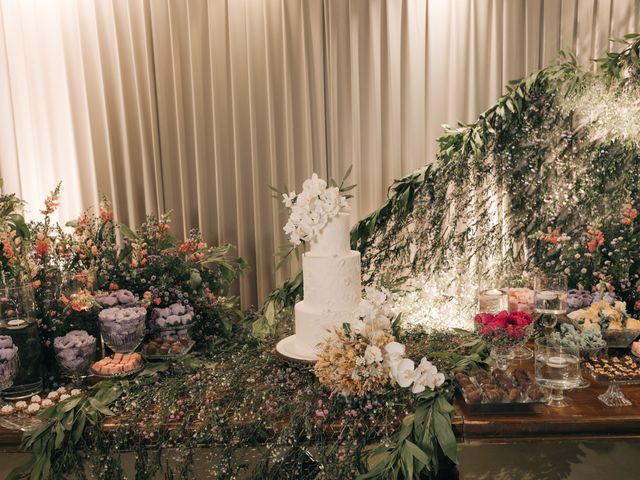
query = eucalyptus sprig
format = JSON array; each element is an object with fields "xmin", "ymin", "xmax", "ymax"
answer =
[
  {"xmin": 357, "ymin": 387, "xmax": 458, "ymax": 480},
  {"xmin": 7, "ymin": 381, "xmax": 125, "ymax": 480}
]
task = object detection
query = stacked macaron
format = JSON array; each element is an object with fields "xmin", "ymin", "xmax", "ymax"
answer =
[
  {"xmin": 53, "ymin": 330, "xmax": 96, "ymax": 374},
  {"xmin": 95, "ymin": 289, "xmax": 138, "ymax": 308},
  {"xmin": 98, "ymin": 306, "xmax": 147, "ymax": 348},
  {"xmin": 0, "ymin": 336, "xmax": 18, "ymax": 386}
]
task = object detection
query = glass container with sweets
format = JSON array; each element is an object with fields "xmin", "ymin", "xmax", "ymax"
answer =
[{"xmin": 0, "ymin": 283, "xmax": 43, "ymax": 399}]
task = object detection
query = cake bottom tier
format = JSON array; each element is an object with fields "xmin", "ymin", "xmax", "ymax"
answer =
[{"xmin": 294, "ymin": 300, "xmax": 354, "ymax": 354}]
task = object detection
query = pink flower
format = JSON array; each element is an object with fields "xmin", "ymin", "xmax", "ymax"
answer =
[
  {"xmin": 475, "ymin": 312, "xmax": 494, "ymax": 325},
  {"xmin": 509, "ymin": 311, "xmax": 533, "ymax": 326}
]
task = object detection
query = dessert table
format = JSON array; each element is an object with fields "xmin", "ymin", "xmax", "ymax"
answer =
[{"xmin": 1, "ymin": 360, "xmax": 640, "ymax": 451}]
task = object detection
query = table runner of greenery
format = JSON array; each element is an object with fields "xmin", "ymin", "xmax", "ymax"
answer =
[{"xmin": 8, "ymin": 329, "xmax": 487, "ymax": 480}]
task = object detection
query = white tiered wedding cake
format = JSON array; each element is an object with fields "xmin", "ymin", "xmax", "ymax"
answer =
[
  {"xmin": 291, "ymin": 212, "xmax": 361, "ymax": 358},
  {"xmin": 275, "ymin": 174, "xmax": 361, "ymax": 361}
]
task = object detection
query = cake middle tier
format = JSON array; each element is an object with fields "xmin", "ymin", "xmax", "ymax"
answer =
[{"xmin": 302, "ymin": 250, "xmax": 361, "ymax": 310}]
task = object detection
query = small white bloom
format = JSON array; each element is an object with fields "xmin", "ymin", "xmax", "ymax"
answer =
[
  {"xmin": 350, "ymin": 319, "xmax": 366, "ymax": 335},
  {"xmin": 364, "ymin": 345, "xmax": 383, "ymax": 365},
  {"xmin": 384, "ymin": 342, "xmax": 405, "ymax": 363},
  {"xmin": 282, "ymin": 192, "xmax": 297, "ymax": 208}
]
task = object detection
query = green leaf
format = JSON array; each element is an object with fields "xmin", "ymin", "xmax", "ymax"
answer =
[
  {"xmin": 400, "ymin": 443, "xmax": 414, "ymax": 479},
  {"xmin": 88, "ymin": 397, "xmax": 115, "ymax": 416},
  {"xmin": 54, "ymin": 422, "xmax": 65, "ymax": 449},
  {"xmin": 435, "ymin": 395, "xmax": 455, "ymax": 414},
  {"xmin": 56, "ymin": 396, "xmax": 82, "ymax": 414},
  {"xmin": 119, "ymin": 222, "xmax": 139, "ymax": 241},
  {"xmin": 404, "ymin": 440, "xmax": 431, "ymax": 468},
  {"xmin": 71, "ymin": 412, "xmax": 86, "ymax": 444},
  {"xmin": 433, "ymin": 410, "xmax": 458, "ymax": 464}
]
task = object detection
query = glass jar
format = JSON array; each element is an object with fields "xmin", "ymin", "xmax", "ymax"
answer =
[{"xmin": 0, "ymin": 283, "xmax": 43, "ymax": 399}]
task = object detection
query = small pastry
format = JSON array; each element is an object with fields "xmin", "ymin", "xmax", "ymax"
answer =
[
  {"xmin": 484, "ymin": 389, "xmax": 502, "ymax": 402},
  {"xmin": 47, "ymin": 391, "xmax": 60, "ymax": 401},
  {"xmin": 59, "ymin": 394, "xmax": 71, "ymax": 401},
  {"xmin": 30, "ymin": 395, "xmax": 42, "ymax": 404},
  {"xmin": 57, "ymin": 386, "xmax": 68, "ymax": 395},
  {"xmin": 26, "ymin": 403, "xmax": 40, "ymax": 415},
  {"xmin": 70, "ymin": 389, "xmax": 82, "ymax": 396},
  {"xmin": 41, "ymin": 399, "xmax": 54, "ymax": 408},
  {"xmin": 507, "ymin": 388, "xmax": 521, "ymax": 401},
  {"xmin": 14, "ymin": 401, "xmax": 27, "ymax": 411},
  {"xmin": 0, "ymin": 404, "xmax": 15, "ymax": 415}
]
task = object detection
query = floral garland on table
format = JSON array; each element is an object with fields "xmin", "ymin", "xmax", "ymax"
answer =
[{"xmin": 9, "ymin": 329, "xmax": 487, "ymax": 480}]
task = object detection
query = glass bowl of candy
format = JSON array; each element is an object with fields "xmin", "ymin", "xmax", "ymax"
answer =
[
  {"xmin": 98, "ymin": 306, "xmax": 147, "ymax": 353},
  {"xmin": 0, "ymin": 336, "xmax": 19, "ymax": 392},
  {"xmin": 550, "ymin": 324, "xmax": 606, "ymax": 388},
  {"xmin": 150, "ymin": 303, "xmax": 195, "ymax": 339},
  {"xmin": 53, "ymin": 330, "xmax": 96, "ymax": 383}
]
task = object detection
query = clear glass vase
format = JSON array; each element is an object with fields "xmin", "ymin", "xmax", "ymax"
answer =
[{"xmin": 0, "ymin": 283, "xmax": 43, "ymax": 400}]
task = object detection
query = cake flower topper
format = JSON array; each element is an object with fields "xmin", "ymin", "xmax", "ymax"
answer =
[{"xmin": 281, "ymin": 173, "xmax": 349, "ymax": 246}]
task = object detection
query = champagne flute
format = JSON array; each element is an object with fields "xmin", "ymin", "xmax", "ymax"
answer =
[{"xmin": 534, "ymin": 274, "xmax": 568, "ymax": 338}]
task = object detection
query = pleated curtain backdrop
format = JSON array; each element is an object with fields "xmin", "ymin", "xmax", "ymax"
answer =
[{"xmin": 1, "ymin": 0, "xmax": 639, "ymax": 307}]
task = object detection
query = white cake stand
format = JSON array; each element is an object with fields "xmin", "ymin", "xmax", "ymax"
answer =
[{"xmin": 275, "ymin": 335, "xmax": 317, "ymax": 364}]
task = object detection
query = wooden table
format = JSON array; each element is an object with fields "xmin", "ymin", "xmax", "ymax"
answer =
[{"xmin": 453, "ymin": 357, "xmax": 640, "ymax": 444}]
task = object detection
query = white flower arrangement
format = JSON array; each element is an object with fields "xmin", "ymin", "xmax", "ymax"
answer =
[
  {"xmin": 282, "ymin": 173, "xmax": 348, "ymax": 246},
  {"xmin": 315, "ymin": 287, "xmax": 444, "ymax": 396}
]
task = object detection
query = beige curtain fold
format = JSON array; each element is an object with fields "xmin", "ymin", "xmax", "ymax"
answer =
[{"xmin": 1, "ymin": 0, "xmax": 638, "ymax": 307}]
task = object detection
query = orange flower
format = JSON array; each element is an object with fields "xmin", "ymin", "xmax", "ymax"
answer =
[
  {"xmin": 542, "ymin": 227, "xmax": 560, "ymax": 244},
  {"xmin": 99, "ymin": 198, "xmax": 113, "ymax": 223},
  {"xmin": 40, "ymin": 187, "xmax": 60, "ymax": 215},
  {"xmin": 71, "ymin": 300, "xmax": 84, "ymax": 312},
  {"xmin": 131, "ymin": 260, "xmax": 138, "ymax": 268},
  {"xmin": 153, "ymin": 297, "xmax": 161, "ymax": 305},
  {"xmin": 109, "ymin": 282, "xmax": 119, "ymax": 291},
  {"xmin": 2, "ymin": 242, "xmax": 13, "ymax": 258},
  {"xmin": 32, "ymin": 280, "xmax": 41, "ymax": 289},
  {"xmin": 143, "ymin": 291, "xmax": 152, "ymax": 299},
  {"xmin": 35, "ymin": 238, "xmax": 51, "ymax": 258},
  {"xmin": 178, "ymin": 241, "xmax": 193, "ymax": 253},
  {"xmin": 60, "ymin": 294, "xmax": 69, "ymax": 306}
]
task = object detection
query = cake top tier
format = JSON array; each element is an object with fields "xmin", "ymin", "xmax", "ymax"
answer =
[{"xmin": 309, "ymin": 212, "xmax": 351, "ymax": 257}]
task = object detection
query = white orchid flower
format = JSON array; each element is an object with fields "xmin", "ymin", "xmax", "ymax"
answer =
[{"xmin": 394, "ymin": 359, "xmax": 415, "ymax": 388}]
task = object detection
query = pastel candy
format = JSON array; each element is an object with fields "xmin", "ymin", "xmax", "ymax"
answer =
[
  {"xmin": 166, "ymin": 315, "xmax": 181, "ymax": 326},
  {"xmin": 170, "ymin": 304, "xmax": 186, "ymax": 316},
  {"xmin": 117, "ymin": 290, "xmax": 136, "ymax": 305},
  {"xmin": 0, "ymin": 336, "xmax": 13, "ymax": 349}
]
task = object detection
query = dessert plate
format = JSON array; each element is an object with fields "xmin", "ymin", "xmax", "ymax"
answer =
[{"xmin": 275, "ymin": 335, "xmax": 317, "ymax": 364}]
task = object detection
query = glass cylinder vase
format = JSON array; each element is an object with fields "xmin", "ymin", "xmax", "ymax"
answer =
[{"xmin": 0, "ymin": 283, "xmax": 43, "ymax": 399}]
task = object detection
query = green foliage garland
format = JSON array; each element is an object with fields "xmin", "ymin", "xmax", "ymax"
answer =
[{"xmin": 9, "ymin": 329, "xmax": 487, "ymax": 480}]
